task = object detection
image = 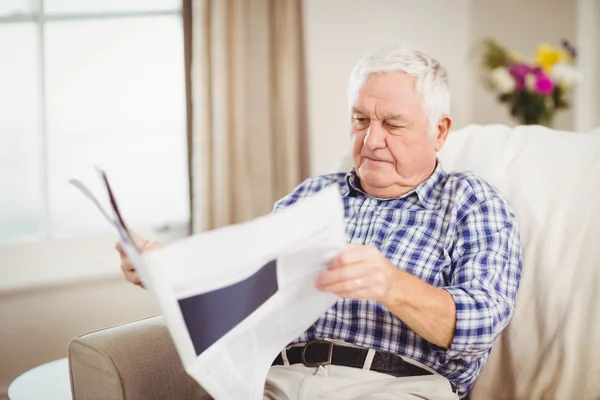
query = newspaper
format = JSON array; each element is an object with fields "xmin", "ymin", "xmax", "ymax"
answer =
[{"xmin": 70, "ymin": 167, "xmax": 346, "ymax": 399}]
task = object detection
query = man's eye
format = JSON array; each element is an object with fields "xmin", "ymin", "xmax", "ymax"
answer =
[
  {"xmin": 386, "ymin": 123, "xmax": 405, "ymax": 130},
  {"xmin": 352, "ymin": 118, "xmax": 369, "ymax": 128}
]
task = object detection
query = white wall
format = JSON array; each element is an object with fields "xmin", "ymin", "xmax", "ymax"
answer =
[
  {"xmin": 575, "ymin": 0, "xmax": 600, "ymax": 132},
  {"xmin": 303, "ymin": 0, "xmax": 473, "ymax": 175},
  {"xmin": 303, "ymin": 0, "xmax": 590, "ymax": 176}
]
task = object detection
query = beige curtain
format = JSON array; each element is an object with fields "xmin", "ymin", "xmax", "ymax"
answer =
[{"xmin": 189, "ymin": 0, "xmax": 308, "ymax": 232}]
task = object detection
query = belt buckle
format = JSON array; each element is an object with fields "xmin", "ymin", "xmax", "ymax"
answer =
[{"xmin": 301, "ymin": 340, "xmax": 334, "ymax": 367}]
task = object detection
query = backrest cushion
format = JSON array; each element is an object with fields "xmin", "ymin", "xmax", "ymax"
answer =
[{"xmin": 438, "ymin": 124, "xmax": 600, "ymax": 400}]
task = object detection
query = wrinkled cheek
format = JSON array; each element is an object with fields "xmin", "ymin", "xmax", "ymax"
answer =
[
  {"xmin": 395, "ymin": 154, "xmax": 419, "ymax": 175},
  {"xmin": 389, "ymin": 145, "xmax": 414, "ymax": 176},
  {"xmin": 351, "ymin": 132, "xmax": 364, "ymax": 159},
  {"xmin": 351, "ymin": 131, "xmax": 363, "ymax": 147},
  {"xmin": 394, "ymin": 146, "xmax": 434, "ymax": 178}
]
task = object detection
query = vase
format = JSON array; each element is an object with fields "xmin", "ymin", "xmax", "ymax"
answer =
[{"xmin": 516, "ymin": 114, "xmax": 554, "ymax": 127}]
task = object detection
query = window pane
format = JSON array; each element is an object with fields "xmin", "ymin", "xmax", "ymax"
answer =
[
  {"xmin": 0, "ymin": 0, "xmax": 36, "ymax": 17},
  {"xmin": 45, "ymin": 16, "xmax": 189, "ymax": 237},
  {"xmin": 44, "ymin": 0, "xmax": 181, "ymax": 15},
  {"xmin": 0, "ymin": 24, "xmax": 43, "ymax": 241}
]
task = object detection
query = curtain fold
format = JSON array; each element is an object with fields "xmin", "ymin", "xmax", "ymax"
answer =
[{"xmin": 189, "ymin": 0, "xmax": 308, "ymax": 232}]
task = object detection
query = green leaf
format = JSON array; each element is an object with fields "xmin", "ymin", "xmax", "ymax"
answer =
[{"xmin": 474, "ymin": 38, "xmax": 512, "ymax": 70}]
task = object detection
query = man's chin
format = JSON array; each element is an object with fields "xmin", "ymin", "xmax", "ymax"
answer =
[{"xmin": 357, "ymin": 168, "xmax": 393, "ymax": 189}]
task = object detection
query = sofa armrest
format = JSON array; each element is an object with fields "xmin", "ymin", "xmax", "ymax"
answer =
[{"xmin": 69, "ymin": 315, "xmax": 210, "ymax": 400}]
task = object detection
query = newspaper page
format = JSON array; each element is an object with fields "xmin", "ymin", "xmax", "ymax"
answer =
[{"xmin": 70, "ymin": 168, "xmax": 346, "ymax": 399}]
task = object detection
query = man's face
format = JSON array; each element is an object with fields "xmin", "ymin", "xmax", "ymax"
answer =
[{"xmin": 350, "ymin": 72, "xmax": 450, "ymax": 198}]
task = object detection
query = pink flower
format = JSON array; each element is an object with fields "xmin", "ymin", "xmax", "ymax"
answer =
[
  {"xmin": 508, "ymin": 64, "xmax": 530, "ymax": 90},
  {"xmin": 509, "ymin": 64, "xmax": 542, "ymax": 91},
  {"xmin": 535, "ymin": 73, "xmax": 554, "ymax": 95}
]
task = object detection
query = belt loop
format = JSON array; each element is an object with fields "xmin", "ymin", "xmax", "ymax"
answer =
[
  {"xmin": 362, "ymin": 349, "xmax": 376, "ymax": 370},
  {"xmin": 281, "ymin": 349, "xmax": 290, "ymax": 366}
]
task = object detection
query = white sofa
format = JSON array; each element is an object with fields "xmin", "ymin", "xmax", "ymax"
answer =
[
  {"xmin": 441, "ymin": 124, "xmax": 600, "ymax": 399},
  {"xmin": 69, "ymin": 124, "xmax": 600, "ymax": 399}
]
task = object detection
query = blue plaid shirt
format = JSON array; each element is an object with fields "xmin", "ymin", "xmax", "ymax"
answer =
[{"xmin": 273, "ymin": 161, "xmax": 522, "ymax": 397}]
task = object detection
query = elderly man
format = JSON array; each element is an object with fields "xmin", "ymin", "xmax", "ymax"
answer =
[{"xmin": 118, "ymin": 45, "xmax": 522, "ymax": 399}]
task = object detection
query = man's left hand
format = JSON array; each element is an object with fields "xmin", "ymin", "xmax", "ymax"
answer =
[{"xmin": 315, "ymin": 244, "xmax": 399, "ymax": 303}]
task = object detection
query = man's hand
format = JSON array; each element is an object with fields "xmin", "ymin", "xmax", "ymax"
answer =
[
  {"xmin": 316, "ymin": 243, "xmax": 456, "ymax": 348},
  {"xmin": 115, "ymin": 231, "xmax": 163, "ymax": 288},
  {"xmin": 315, "ymin": 244, "xmax": 399, "ymax": 303}
]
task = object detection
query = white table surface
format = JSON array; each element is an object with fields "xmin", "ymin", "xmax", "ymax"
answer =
[{"xmin": 8, "ymin": 358, "xmax": 72, "ymax": 400}]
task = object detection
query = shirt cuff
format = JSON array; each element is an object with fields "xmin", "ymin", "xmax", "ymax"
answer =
[{"xmin": 434, "ymin": 286, "xmax": 502, "ymax": 362}]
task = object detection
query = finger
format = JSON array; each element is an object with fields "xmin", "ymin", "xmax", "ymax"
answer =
[
  {"xmin": 120, "ymin": 252, "xmax": 136, "ymax": 271},
  {"xmin": 332, "ymin": 288, "xmax": 373, "ymax": 301},
  {"xmin": 121, "ymin": 258, "xmax": 135, "ymax": 272},
  {"xmin": 120, "ymin": 241, "xmax": 163, "ymax": 273},
  {"xmin": 345, "ymin": 243, "xmax": 366, "ymax": 251},
  {"xmin": 328, "ymin": 249, "xmax": 367, "ymax": 270},
  {"xmin": 142, "ymin": 241, "xmax": 164, "ymax": 253},
  {"xmin": 116, "ymin": 242, "xmax": 132, "ymax": 263},
  {"xmin": 316, "ymin": 264, "xmax": 369, "ymax": 288},
  {"xmin": 125, "ymin": 270, "xmax": 144, "ymax": 288},
  {"xmin": 330, "ymin": 243, "xmax": 380, "ymax": 268},
  {"xmin": 327, "ymin": 256, "xmax": 344, "ymax": 270},
  {"xmin": 318, "ymin": 278, "xmax": 373, "ymax": 297},
  {"xmin": 123, "ymin": 270, "xmax": 142, "ymax": 285},
  {"xmin": 116, "ymin": 231, "xmax": 150, "ymax": 256},
  {"xmin": 129, "ymin": 230, "xmax": 149, "ymax": 249}
]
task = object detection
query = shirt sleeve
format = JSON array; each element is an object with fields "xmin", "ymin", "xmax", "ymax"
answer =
[{"xmin": 438, "ymin": 194, "xmax": 522, "ymax": 364}]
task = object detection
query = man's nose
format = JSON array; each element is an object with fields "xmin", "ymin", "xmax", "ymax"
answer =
[{"xmin": 364, "ymin": 122, "xmax": 386, "ymax": 151}]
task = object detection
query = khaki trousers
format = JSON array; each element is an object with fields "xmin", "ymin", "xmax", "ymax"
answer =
[{"xmin": 263, "ymin": 363, "xmax": 459, "ymax": 400}]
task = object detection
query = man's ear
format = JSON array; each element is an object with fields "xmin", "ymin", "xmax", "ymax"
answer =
[{"xmin": 434, "ymin": 115, "xmax": 452, "ymax": 152}]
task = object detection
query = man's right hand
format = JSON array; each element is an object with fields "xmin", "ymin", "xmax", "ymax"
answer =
[{"xmin": 115, "ymin": 231, "xmax": 163, "ymax": 288}]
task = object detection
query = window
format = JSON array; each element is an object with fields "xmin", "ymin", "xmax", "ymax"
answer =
[
  {"xmin": 0, "ymin": 0, "xmax": 189, "ymax": 290},
  {"xmin": 0, "ymin": 22, "xmax": 42, "ymax": 241},
  {"xmin": 0, "ymin": 0, "xmax": 189, "ymax": 243}
]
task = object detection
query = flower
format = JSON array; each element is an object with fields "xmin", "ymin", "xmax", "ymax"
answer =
[
  {"xmin": 476, "ymin": 38, "xmax": 578, "ymax": 127},
  {"xmin": 534, "ymin": 43, "xmax": 567, "ymax": 72},
  {"xmin": 535, "ymin": 73, "xmax": 554, "ymax": 95},
  {"xmin": 550, "ymin": 61, "xmax": 581, "ymax": 88},
  {"xmin": 509, "ymin": 64, "xmax": 541, "ymax": 91},
  {"xmin": 490, "ymin": 67, "xmax": 515, "ymax": 93},
  {"xmin": 525, "ymin": 73, "xmax": 537, "ymax": 92},
  {"xmin": 508, "ymin": 64, "xmax": 530, "ymax": 90}
]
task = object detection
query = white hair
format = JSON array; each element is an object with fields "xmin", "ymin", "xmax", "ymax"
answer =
[{"xmin": 347, "ymin": 45, "xmax": 451, "ymax": 135}]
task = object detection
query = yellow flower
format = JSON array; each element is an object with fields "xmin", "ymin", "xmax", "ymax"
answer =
[{"xmin": 534, "ymin": 43, "xmax": 567, "ymax": 72}]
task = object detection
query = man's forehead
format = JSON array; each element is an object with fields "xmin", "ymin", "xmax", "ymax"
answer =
[
  {"xmin": 352, "ymin": 95, "xmax": 416, "ymax": 120},
  {"xmin": 352, "ymin": 106, "xmax": 406, "ymax": 120}
]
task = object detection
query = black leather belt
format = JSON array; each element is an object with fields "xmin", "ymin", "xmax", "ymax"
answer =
[{"xmin": 272, "ymin": 340, "xmax": 432, "ymax": 378}]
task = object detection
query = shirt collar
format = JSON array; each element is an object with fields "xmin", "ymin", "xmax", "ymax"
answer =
[{"xmin": 343, "ymin": 160, "xmax": 446, "ymax": 210}]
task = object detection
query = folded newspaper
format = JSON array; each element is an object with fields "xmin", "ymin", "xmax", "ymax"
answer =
[{"xmin": 70, "ymin": 167, "xmax": 346, "ymax": 399}]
